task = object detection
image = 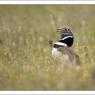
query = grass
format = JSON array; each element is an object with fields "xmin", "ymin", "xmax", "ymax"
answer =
[{"xmin": 0, "ymin": 5, "xmax": 95, "ymax": 90}]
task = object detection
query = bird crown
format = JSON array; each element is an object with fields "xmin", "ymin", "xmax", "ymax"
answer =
[{"xmin": 57, "ymin": 27, "xmax": 71, "ymax": 33}]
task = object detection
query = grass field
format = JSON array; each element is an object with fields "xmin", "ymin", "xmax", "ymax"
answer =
[{"xmin": 0, "ymin": 5, "xmax": 95, "ymax": 90}]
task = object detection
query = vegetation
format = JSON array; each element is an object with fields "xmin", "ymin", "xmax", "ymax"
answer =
[{"xmin": 0, "ymin": 5, "xmax": 95, "ymax": 90}]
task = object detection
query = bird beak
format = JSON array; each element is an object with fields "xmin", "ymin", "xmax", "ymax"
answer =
[{"xmin": 57, "ymin": 28, "xmax": 61, "ymax": 32}]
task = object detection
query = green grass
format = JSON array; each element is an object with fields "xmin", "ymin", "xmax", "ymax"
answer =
[{"xmin": 0, "ymin": 5, "xmax": 95, "ymax": 90}]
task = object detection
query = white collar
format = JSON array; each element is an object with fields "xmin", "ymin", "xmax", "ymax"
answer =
[
  {"xmin": 55, "ymin": 42, "xmax": 67, "ymax": 47},
  {"xmin": 61, "ymin": 36, "xmax": 73, "ymax": 40}
]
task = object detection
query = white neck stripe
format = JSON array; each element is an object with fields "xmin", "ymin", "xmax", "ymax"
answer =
[
  {"xmin": 55, "ymin": 42, "xmax": 67, "ymax": 47},
  {"xmin": 61, "ymin": 36, "xmax": 73, "ymax": 40}
]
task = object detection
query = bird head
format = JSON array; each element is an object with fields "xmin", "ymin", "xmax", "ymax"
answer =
[
  {"xmin": 57, "ymin": 27, "xmax": 74, "ymax": 47},
  {"xmin": 57, "ymin": 27, "xmax": 71, "ymax": 32},
  {"xmin": 57, "ymin": 27, "xmax": 73, "ymax": 39}
]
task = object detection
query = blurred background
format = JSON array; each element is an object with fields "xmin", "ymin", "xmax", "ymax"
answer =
[{"xmin": 0, "ymin": 5, "xmax": 95, "ymax": 90}]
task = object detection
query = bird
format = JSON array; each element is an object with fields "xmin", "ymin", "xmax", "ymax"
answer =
[{"xmin": 52, "ymin": 27, "xmax": 80, "ymax": 65}]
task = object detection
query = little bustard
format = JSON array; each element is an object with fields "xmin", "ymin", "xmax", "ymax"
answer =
[{"xmin": 52, "ymin": 27, "xmax": 80, "ymax": 65}]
